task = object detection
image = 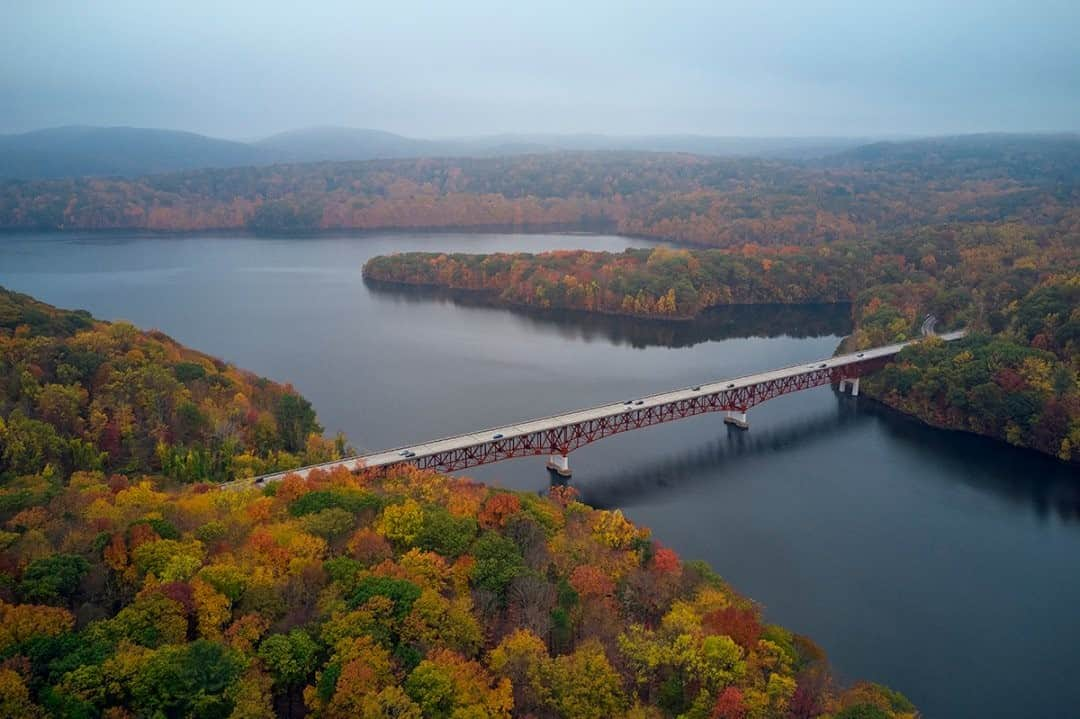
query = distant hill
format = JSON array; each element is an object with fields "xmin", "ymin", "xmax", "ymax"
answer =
[
  {"xmin": 0, "ymin": 124, "xmax": 880, "ymax": 179},
  {"xmin": 456, "ymin": 133, "xmax": 874, "ymax": 159},
  {"xmin": 823, "ymin": 132, "xmax": 1080, "ymax": 182},
  {"xmin": 0, "ymin": 126, "xmax": 276, "ymax": 179},
  {"xmin": 5, "ymin": 125, "xmax": 1074, "ymax": 182},
  {"xmin": 257, "ymin": 128, "xmax": 876, "ymax": 162},
  {"xmin": 254, "ymin": 126, "xmax": 445, "ymax": 162}
]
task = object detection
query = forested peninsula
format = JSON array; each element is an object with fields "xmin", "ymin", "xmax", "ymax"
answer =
[
  {"xmin": 0, "ymin": 286, "xmax": 915, "ymax": 717},
  {"xmin": 363, "ymin": 223, "xmax": 1079, "ymax": 464}
]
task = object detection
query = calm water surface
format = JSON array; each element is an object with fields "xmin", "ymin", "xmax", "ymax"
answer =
[{"xmin": 1, "ymin": 232, "xmax": 1077, "ymax": 718}]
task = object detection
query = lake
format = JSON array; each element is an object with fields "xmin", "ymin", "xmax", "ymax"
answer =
[{"xmin": 1, "ymin": 231, "xmax": 1077, "ymax": 718}]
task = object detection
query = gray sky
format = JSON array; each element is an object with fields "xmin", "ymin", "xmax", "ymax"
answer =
[{"xmin": 3, "ymin": 0, "xmax": 1078, "ymax": 138}]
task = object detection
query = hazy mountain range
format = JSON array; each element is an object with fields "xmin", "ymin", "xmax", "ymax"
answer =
[
  {"xmin": 0, "ymin": 125, "xmax": 885, "ymax": 179},
  {"xmin": 2, "ymin": 125, "xmax": 1076, "ymax": 182}
]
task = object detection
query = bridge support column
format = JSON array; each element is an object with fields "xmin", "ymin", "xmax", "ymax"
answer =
[
  {"xmin": 546, "ymin": 454, "xmax": 571, "ymax": 477},
  {"xmin": 839, "ymin": 378, "xmax": 860, "ymax": 396},
  {"xmin": 723, "ymin": 411, "xmax": 749, "ymax": 429}
]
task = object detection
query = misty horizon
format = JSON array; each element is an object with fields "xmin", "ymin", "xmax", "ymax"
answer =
[
  {"xmin": 4, "ymin": 1, "xmax": 1079, "ymax": 138},
  {"xmin": 0, "ymin": 122, "xmax": 968, "ymax": 143}
]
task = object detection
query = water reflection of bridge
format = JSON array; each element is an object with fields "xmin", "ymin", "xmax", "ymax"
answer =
[
  {"xmin": 577, "ymin": 396, "xmax": 1080, "ymax": 525},
  {"xmin": 574, "ymin": 400, "xmax": 868, "ymax": 508}
]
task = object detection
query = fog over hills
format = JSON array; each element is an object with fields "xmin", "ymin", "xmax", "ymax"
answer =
[
  {"xmin": 825, "ymin": 132, "xmax": 1080, "ymax": 181},
  {"xmin": 0, "ymin": 125, "xmax": 884, "ymax": 179},
  {"xmin": 254, "ymin": 126, "xmax": 445, "ymax": 163},
  {"xmin": 2, "ymin": 125, "xmax": 1076, "ymax": 181},
  {"xmin": 0, "ymin": 126, "xmax": 273, "ymax": 179}
]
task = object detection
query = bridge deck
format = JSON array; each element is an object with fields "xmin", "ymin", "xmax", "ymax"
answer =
[{"xmin": 241, "ymin": 330, "xmax": 964, "ymax": 486}]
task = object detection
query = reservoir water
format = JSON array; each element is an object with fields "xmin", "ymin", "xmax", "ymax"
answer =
[{"xmin": 1, "ymin": 231, "xmax": 1077, "ymax": 718}]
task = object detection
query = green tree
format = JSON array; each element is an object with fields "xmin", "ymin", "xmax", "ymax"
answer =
[
  {"xmin": 538, "ymin": 641, "xmax": 626, "ymax": 719},
  {"xmin": 416, "ymin": 507, "xmax": 477, "ymax": 558},
  {"xmin": 0, "ymin": 412, "xmax": 67, "ymax": 476},
  {"xmin": 257, "ymin": 630, "xmax": 320, "ymax": 690},
  {"xmin": 19, "ymin": 554, "xmax": 89, "ymax": 604},
  {"xmin": 131, "ymin": 640, "xmax": 243, "ymax": 719},
  {"xmin": 470, "ymin": 532, "xmax": 525, "ymax": 596},
  {"xmin": 274, "ymin": 394, "xmax": 322, "ymax": 453},
  {"xmin": 258, "ymin": 629, "xmax": 319, "ymax": 716},
  {"xmin": 834, "ymin": 705, "xmax": 890, "ymax": 719}
]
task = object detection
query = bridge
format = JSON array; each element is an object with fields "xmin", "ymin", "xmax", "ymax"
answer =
[{"xmin": 238, "ymin": 330, "xmax": 964, "ymax": 487}]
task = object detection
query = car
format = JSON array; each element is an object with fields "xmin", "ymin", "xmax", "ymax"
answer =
[
  {"xmin": 818, "ymin": 363, "xmax": 828, "ymax": 368},
  {"xmin": 492, "ymin": 433, "xmax": 504, "ymax": 439},
  {"xmin": 857, "ymin": 352, "xmax": 865, "ymax": 358},
  {"xmin": 403, "ymin": 451, "xmax": 416, "ymax": 458},
  {"xmin": 398, "ymin": 450, "xmax": 411, "ymax": 457},
  {"xmin": 634, "ymin": 400, "xmax": 644, "ymax": 405},
  {"xmin": 692, "ymin": 386, "xmax": 701, "ymax": 391},
  {"xmin": 624, "ymin": 399, "xmax": 633, "ymax": 404},
  {"xmin": 726, "ymin": 382, "xmax": 735, "ymax": 388}
]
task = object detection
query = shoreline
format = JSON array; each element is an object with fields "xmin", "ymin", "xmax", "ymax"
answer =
[{"xmin": 360, "ymin": 274, "xmax": 854, "ymax": 323}]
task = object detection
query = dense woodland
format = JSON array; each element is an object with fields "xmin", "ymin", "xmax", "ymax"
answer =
[
  {"xmin": 364, "ymin": 222, "xmax": 1079, "ymax": 464},
  {"xmin": 364, "ymin": 246, "xmax": 860, "ymax": 319},
  {"xmin": 0, "ymin": 288, "xmax": 345, "ymax": 486},
  {"xmin": 0, "ymin": 289, "xmax": 915, "ymax": 718},
  {"xmin": 2, "ymin": 136, "xmax": 1079, "ymax": 248}
]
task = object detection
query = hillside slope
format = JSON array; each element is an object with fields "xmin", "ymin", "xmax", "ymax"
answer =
[
  {"xmin": 0, "ymin": 126, "xmax": 276, "ymax": 179},
  {"xmin": 0, "ymin": 287, "xmax": 916, "ymax": 718}
]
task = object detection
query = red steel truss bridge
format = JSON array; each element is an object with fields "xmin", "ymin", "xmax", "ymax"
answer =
[{"xmin": 235, "ymin": 331, "xmax": 964, "ymax": 485}]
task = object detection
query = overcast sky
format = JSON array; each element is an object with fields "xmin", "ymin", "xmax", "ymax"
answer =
[{"xmin": 2, "ymin": 0, "xmax": 1078, "ymax": 139}]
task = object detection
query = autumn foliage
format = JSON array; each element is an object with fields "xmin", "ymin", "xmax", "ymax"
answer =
[
  {"xmin": 0, "ymin": 456, "xmax": 920, "ymax": 718},
  {"xmin": 0, "ymin": 288, "xmax": 924, "ymax": 717},
  {"xmin": 0, "ymin": 287, "xmax": 348, "ymax": 485},
  {"xmin": 366, "ymin": 222, "xmax": 1080, "ymax": 464},
  {"xmin": 363, "ymin": 245, "xmax": 862, "ymax": 319},
  {"xmin": 3, "ymin": 136, "xmax": 1079, "ymax": 248}
]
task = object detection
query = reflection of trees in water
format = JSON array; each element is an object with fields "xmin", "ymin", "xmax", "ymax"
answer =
[
  {"xmin": 364, "ymin": 278, "xmax": 852, "ymax": 348},
  {"xmin": 577, "ymin": 394, "xmax": 1080, "ymax": 525},
  {"xmin": 858, "ymin": 401, "xmax": 1080, "ymax": 524}
]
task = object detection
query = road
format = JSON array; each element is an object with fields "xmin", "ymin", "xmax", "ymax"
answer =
[{"xmin": 921, "ymin": 314, "xmax": 937, "ymax": 336}]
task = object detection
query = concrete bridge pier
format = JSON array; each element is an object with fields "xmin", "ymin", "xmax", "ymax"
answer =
[
  {"xmin": 546, "ymin": 453, "xmax": 572, "ymax": 477},
  {"xmin": 723, "ymin": 410, "xmax": 749, "ymax": 429},
  {"xmin": 839, "ymin": 377, "xmax": 860, "ymax": 396}
]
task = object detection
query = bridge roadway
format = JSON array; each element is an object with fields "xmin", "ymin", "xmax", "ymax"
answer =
[{"xmin": 237, "ymin": 330, "xmax": 965, "ymax": 487}]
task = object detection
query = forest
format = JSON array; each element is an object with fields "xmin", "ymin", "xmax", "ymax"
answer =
[
  {"xmin": 363, "ymin": 222, "xmax": 1079, "ymax": 465},
  {"xmin": 364, "ymin": 246, "xmax": 864, "ymax": 320},
  {"xmin": 0, "ymin": 288, "xmax": 916, "ymax": 718},
  {"xmin": 2, "ymin": 136, "xmax": 1079, "ymax": 248},
  {"xmin": 0, "ymin": 288, "xmax": 346, "ymax": 486}
]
